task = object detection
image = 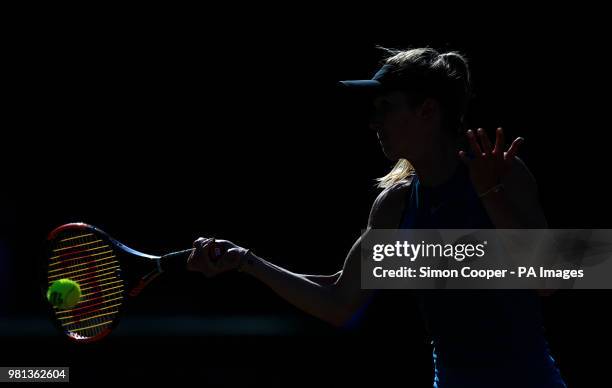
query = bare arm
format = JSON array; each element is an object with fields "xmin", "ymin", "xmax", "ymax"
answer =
[
  {"xmin": 238, "ymin": 235, "xmax": 372, "ymax": 326},
  {"xmin": 299, "ymin": 271, "xmax": 343, "ymax": 286},
  {"xmin": 238, "ymin": 185, "xmax": 401, "ymax": 325},
  {"xmin": 188, "ymin": 186, "xmax": 399, "ymax": 326}
]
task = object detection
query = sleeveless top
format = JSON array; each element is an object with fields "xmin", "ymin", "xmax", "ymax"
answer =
[{"xmin": 398, "ymin": 163, "xmax": 567, "ymax": 388}]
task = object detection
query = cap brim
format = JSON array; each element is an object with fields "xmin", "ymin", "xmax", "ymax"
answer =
[
  {"xmin": 338, "ymin": 80, "xmax": 382, "ymax": 90},
  {"xmin": 337, "ymin": 80, "xmax": 383, "ymax": 105}
]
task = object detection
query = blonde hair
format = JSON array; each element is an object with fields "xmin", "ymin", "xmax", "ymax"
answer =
[
  {"xmin": 376, "ymin": 158, "xmax": 415, "ymax": 188},
  {"xmin": 374, "ymin": 47, "xmax": 472, "ymax": 189}
]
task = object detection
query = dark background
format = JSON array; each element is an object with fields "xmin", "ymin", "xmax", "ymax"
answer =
[{"xmin": 1, "ymin": 5, "xmax": 611, "ymax": 386}]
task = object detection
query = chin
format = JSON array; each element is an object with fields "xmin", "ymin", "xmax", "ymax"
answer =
[
  {"xmin": 381, "ymin": 146, "xmax": 400, "ymax": 161},
  {"xmin": 380, "ymin": 141, "xmax": 406, "ymax": 159}
]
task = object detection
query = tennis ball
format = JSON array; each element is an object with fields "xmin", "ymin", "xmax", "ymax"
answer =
[{"xmin": 47, "ymin": 279, "xmax": 82, "ymax": 309}]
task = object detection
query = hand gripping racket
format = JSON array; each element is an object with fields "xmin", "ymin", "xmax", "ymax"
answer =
[{"xmin": 42, "ymin": 222, "xmax": 220, "ymax": 343}]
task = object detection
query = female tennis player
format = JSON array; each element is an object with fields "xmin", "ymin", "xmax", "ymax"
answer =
[{"xmin": 187, "ymin": 47, "xmax": 567, "ymax": 387}]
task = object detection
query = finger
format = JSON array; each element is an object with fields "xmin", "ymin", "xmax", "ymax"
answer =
[
  {"xmin": 493, "ymin": 127, "xmax": 505, "ymax": 155},
  {"xmin": 458, "ymin": 150, "xmax": 471, "ymax": 165},
  {"xmin": 186, "ymin": 247, "xmax": 199, "ymax": 271},
  {"xmin": 190, "ymin": 238, "xmax": 214, "ymax": 265},
  {"xmin": 211, "ymin": 240, "xmax": 232, "ymax": 258},
  {"xmin": 505, "ymin": 137, "xmax": 524, "ymax": 160},
  {"xmin": 466, "ymin": 129, "xmax": 482, "ymax": 156},
  {"xmin": 188, "ymin": 239, "xmax": 206, "ymax": 264},
  {"xmin": 200, "ymin": 238, "xmax": 219, "ymax": 272},
  {"xmin": 192, "ymin": 237, "xmax": 205, "ymax": 249},
  {"xmin": 202, "ymin": 238, "xmax": 216, "ymax": 253},
  {"xmin": 193, "ymin": 237, "xmax": 212, "ymax": 249},
  {"xmin": 478, "ymin": 128, "xmax": 493, "ymax": 154},
  {"xmin": 187, "ymin": 240, "xmax": 205, "ymax": 271}
]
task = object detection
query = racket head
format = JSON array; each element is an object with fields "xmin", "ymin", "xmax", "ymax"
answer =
[{"xmin": 43, "ymin": 223, "xmax": 158, "ymax": 343}]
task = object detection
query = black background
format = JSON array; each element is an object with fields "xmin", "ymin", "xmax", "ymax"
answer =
[{"xmin": 1, "ymin": 5, "xmax": 611, "ymax": 386}]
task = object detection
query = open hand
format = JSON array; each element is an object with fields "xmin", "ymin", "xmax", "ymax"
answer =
[{"xmin": 458, "ymin": 127, "xmax": 524, "ymax": 194}]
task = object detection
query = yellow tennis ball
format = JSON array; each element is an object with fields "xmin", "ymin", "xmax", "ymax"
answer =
[{"xmin": 47, "ymin": 279, "xmax": 82, "ymax": 309}]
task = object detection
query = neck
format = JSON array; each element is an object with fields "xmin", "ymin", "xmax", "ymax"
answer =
[{"xmin": 409, "ymin": 137, "xmax": 459, "ymax": 188}]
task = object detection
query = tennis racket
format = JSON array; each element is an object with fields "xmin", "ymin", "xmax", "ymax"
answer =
[{"xmin": 42, "ymin": 222, "xmax": 221, "ymax": 344}]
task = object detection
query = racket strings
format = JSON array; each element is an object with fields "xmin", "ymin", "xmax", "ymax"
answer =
[{"xmin": 48, "ymin": 231, "xmax": 125, "ymax": 340}]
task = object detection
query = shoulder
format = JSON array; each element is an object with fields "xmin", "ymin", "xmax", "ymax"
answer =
[{"xmin": 368, "ymin": 176, "xmax": 415, "ymax": 229}]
